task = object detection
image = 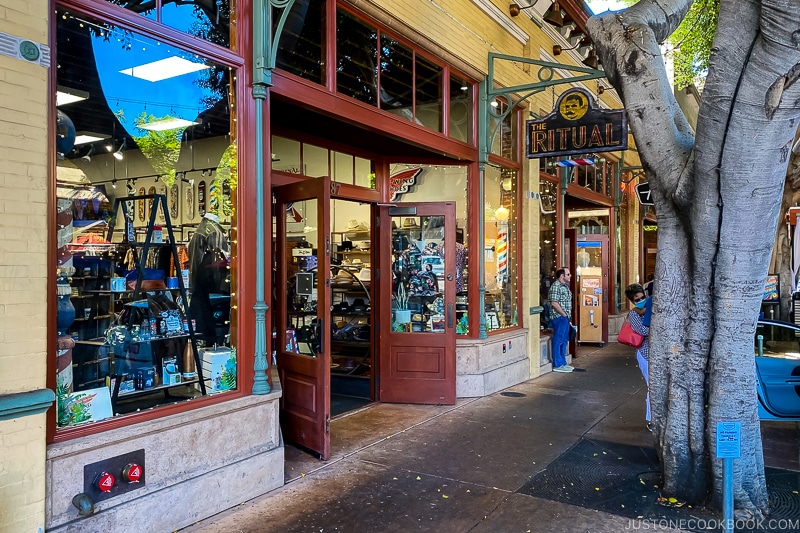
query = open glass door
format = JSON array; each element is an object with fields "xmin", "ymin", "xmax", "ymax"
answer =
[
  {"xmin": 274, "ymin": 178, "xmax": 331, "ymax": 459},
  {"xmin": 379, "ymin": 202, "xmax": 456, "ymax": 404}
]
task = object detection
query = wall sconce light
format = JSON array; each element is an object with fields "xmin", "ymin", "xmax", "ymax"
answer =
[
  {"xmin": 509, "ymin": 0, "xmax": 539, "ymax": 17},
  {"xmin": 542, "ymin": 1, "xmax": 565, "ymax": 27},
  {"xmin": 553, "ymin": 37, "xmax": 592, "ymax": 56},
  {"xmin": 582, "ymin": 48, "xmax": 599, "ymax": 69}
]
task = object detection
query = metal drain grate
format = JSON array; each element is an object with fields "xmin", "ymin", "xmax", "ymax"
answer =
[
  {"xmin": 499, "ymin": 392, "xmax": 526, "ymax": 397},
  {"xmin": 518, "ymin": 438, "xmax": 800, "ymax": 533}
]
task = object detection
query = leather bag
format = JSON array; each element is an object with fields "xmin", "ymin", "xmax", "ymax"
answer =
[{"xmin": 618, "ymin": 319, "xmax": 645, "ymax": 348}]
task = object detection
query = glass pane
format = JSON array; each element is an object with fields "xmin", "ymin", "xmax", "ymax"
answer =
[
  {"xmin": 55, "ymin": 8, "xmax": 238, "ymax": 427},
  {"xmin": 484, "ymin": 166, "xmax": 518, "ymax": 331},
  {"xmin": 275, "ymin": 0, "xmax": 326, "ymax": 84},
  {"xmin": 449, "ymin": 75, "xmax": 472, "ymax": 143},
  {"xmin": 390, "ymin": 164, "xmax": 468, "ymax": 333},
  {"xmin": 332, "ymin": 151, "xmax": 354, "ymax": 184},
  {"xmin": 162, "ymin": 0, "xmax": 234, "ymax": 49},
  {"xmin": 415, "ymin": 55, "xmax": 442, "ymax": 132},
  {"xmin": 101, "ymin": 0, "xmax": 157, "ymax": 21},
  {"xmin": 287, "ymin": 198, "xmax": 320, "ymax": 357},
  {"xmin": 354, "ymin": 157, "xmax": 374, "ymax": 188},
  {"xmin": 272, "ymin": 136, "xmax": 301, "ymax": 173},
  {"xmin": 391, "ymin": 216, "xmax": 446, "ymax": 334},
  {"xmin": 489, "ymin": 99, "xmax": 517, "ymax": 160},
  {"xmin": 539, "ymin": 180, "xmax": 558, "ymax": 312},
  {"xmin": 569, "ymin": 210, "xmax": 609, "ymax": 235},
  {"xmin": 303, "ymin": 144, "xmax": 329, "ymax": 177},
  {"xmin": 380, "ymin": 35, "xmax": 414, "ymax": 119},
  {"xmin": 336, "ymin": 10, "xmax": 378, "ymax": 106}
]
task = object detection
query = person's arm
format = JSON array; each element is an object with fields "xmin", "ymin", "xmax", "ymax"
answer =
[
  {"xmin": 551, "ymin": 301, "xmax": 568, "ymax": 318},
  {"xmin": 628, "ymin": 310, "xmax": 649, "ymax": 336}
]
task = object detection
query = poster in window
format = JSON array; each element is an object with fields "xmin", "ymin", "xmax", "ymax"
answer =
[{"xmin": 763, "ymin": 274, "xmax": 779, "ymax": 301}]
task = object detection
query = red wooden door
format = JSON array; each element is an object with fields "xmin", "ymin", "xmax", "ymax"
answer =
[
  {"xmin": 274, "ymin": 178, "xmax": 332, "ymax": 459},
  {"xmin": 378, "ymin": 203, "xmax": 456, "ymax": 404}
]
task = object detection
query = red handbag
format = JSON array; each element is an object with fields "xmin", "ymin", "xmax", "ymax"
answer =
[{"xmin": 618, "ymin": 320, "xmax": 645, "ymax": 348}]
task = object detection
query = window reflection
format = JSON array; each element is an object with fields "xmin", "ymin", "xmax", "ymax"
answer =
[
  {"xmin": 102, "ymin": 0, "xmax": 235, "ymax": 49},
  {"xmin": 336, "ymin": 10, "xmax": 378, "ymax": 106},
  {"xmin": 449, "ymin": 75, "xmax": 472, "ymax": 143},
  {"xmin": 275, "ymin": 0, "xmax": 326, "ymax": 84}
]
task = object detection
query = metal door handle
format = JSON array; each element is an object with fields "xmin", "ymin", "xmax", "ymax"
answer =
[
  {"xmin": 447, "ymin": 303, "xmax": 454, "ymax": 328},
  {"xmin": 447, "ymin": 273, "xmax": 453, "ymax": 281}
]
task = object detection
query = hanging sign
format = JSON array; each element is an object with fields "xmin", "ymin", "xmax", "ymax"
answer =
[{"xmin": 526, "ymin": 88, "xmax": 627, "ymax": 159}]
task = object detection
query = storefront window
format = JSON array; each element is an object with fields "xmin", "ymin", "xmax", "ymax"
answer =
[
  {"xmin": 415, "ymin": 55, "xmax": 443, "ymax": 133},
  {"xmin": 388, "ymin": 164, "xmax": 469, "ymax": 334},
  {"xmin": 449, "ymin": 74, "xmax": 473, "ymax": 143},
  {"xmin": 336, "ymin": 10, "xmax": 378, "ymax": 106},
  {"xmin": 271, "ymin": 136, "xmax": 376, "ymax": 188},
  {"xmin": 484, "ymin": 165, "xmax": 519, "ymax": 332},
  {"xmin": 572, "ymin": 154, "xmax": 611, "ymax": 197},
  {"xmin": 275, "ymin": 0, "xmax": 326, "ymax": 85},
  {"xmin": 539, "ymin": 178, "xmax": 558, "ymax": 308},
  {"xmin": 489, "ymin": 98, "xmax": 517, "ymax": 160},
  {"xmin": 380, "ymin": 35, "xmax": 414, "ymax": 118},
  {"xmin": 101, "ymin": 0, "xmax": 236, "ymax": 49},
  {"xmin": 55, "ymin": 9, "xmax": 238, "ymax": 429}
]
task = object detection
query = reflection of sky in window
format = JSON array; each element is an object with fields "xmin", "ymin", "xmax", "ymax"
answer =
[{"xmin": 92, "ymin": 27, "xmax": 214, "ymax": 140}]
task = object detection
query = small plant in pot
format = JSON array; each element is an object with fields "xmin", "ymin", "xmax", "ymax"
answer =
[{"xmin": 393, "ymin": 283, "xmax": 411, "ymax": 324}]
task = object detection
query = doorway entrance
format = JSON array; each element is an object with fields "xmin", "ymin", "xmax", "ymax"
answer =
[{"xmin": 274, "ymin": 178, "xmax": 458, "ymax": 459}]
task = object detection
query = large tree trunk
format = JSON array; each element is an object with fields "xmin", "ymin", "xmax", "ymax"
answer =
[{"xmin": 588, "ymin": 0, "xmax": 800, "ymax": 515}]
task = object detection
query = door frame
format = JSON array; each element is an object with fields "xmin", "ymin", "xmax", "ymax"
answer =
[{"xmin": 274, "ymin": 177, "xmax": 332, "ymax": 459}]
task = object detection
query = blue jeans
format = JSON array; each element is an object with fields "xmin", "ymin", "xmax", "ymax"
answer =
[{"xmin": 551, "ymin": 315, "xmax": 570, "ymax": 368}]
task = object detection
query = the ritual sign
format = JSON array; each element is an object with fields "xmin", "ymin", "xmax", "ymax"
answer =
[{"xmin": 525, "ymin": 88, "xmax": 627, "ymax": 159}]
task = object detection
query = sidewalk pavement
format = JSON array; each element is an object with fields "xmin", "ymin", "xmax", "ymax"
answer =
[{"xmin": 181, "ymin": 343, "xmax": 799, "ymax": 533}]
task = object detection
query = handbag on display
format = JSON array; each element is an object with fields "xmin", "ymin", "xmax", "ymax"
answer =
[{"xmin": 618, "ymin": 319, "xmax": 645, "ymax": 348}]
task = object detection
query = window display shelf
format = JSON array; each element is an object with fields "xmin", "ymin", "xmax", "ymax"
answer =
[{"xmin": 117, "ymin": 379, "xmax": 199, "ymax": 398}]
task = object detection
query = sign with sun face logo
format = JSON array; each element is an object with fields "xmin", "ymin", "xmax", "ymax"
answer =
[{"xmin": 525, "ymin": 88, "xmax": 627, "ymax": 159}]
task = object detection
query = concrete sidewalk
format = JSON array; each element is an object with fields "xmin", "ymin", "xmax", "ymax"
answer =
[{"xmin": 180, "ymin": 344, "xmax": 797, "ymax": 533}]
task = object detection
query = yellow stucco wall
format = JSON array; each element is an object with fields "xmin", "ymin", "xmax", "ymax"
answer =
[{"xmin": 0, "ymin": 0, "xmax": 50, "ymax": 531}]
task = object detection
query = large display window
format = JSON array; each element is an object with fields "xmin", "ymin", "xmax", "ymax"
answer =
[
  {"xmin": 54, "ymin": 8, "xmax": 240, "ymax": 431},
  {"xmin": 484, "ymin": 165, "xmax": 519, "ymax": 332}
]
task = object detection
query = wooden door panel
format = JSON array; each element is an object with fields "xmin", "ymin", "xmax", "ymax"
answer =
[
  {"xmin": 281, "ymin": 370, "xmax": 320, "ymax": 419},
  {"xmin": 392, "ymin": 346, "xmax": 444, "ymax": 375}
]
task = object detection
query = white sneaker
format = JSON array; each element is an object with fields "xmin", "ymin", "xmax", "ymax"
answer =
[
  {"xmin": 553, "ymin": 366, "xmax": 573, "ymax": 373},
  {"xmin": 564, "ymin": 365, "xmax": 575, "ymax": 370}
]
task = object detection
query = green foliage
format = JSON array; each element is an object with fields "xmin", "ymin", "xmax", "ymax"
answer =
[
  {"xmin": 213, "ymin": 143, "xmax": 237, "ymax": 217},
  {"xmin": 134, "ymin": 112, "xmax": 184, "ymax": 186},
  {"xmin": 669, "ymin": 0, "xmax": 719, "ymax": 90}
]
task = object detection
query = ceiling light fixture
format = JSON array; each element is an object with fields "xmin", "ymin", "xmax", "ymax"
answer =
[
  {"xmin": 138, "ymin": 117, "xmax": 202, "ymax": 131},
  {"xmin": 113, "ymin": 140, "xmax": 126, "ymax": 161},
  {"xmin": 118, "ymin": 56, "xmax": 211, "ymax": 82},
  {"xmin": 56, "ymin": 85, "xmax": 89, "ymax": 106},
  {"xmin": 81, "ymin": 146, "xmax": 94, "ymax": 163},
  {"xmin": 74, "ymin": 131, "xmax": 110, "ymax": 145}
]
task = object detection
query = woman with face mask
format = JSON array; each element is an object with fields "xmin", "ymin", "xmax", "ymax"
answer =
[{"xmin": 625, "ymin": 283, "xmax": 651, "ymax": 429}]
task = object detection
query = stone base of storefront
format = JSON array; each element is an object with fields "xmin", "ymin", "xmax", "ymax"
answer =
[
  {"xmin": 45, "ymin": 386, "xmax": 284, "ymax": 532},
  {"xmin": 456, "ymin": 329, "xmax": 531, "ymax": 397}
]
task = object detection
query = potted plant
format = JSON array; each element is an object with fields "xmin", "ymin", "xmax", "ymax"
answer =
[{"xmin": 393, "ymin": 282, "xmax": 411, "ymax": 324}]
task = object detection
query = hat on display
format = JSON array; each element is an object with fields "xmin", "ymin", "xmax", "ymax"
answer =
[
  {"xmin": 333, "ymin": 268, "xmax": 355, "ymax": 284},
  {"xmin": 351, "ymin": 258, "xmax": 363, "ymax": 265},
  {"xmin": 357, "ymin": 267, "xmax": 371, "ymax": 282},
  {"xmin": 340, "ymin": 240, "xmax": 354, "ymax": 251},
  {"xmin": 402, "ymin": 217, "xmax": 419, "ymax": 228},
  {"xmin": 346, "ymin": 219, "xmax": 370, "ymax": 232},
  {"xmin": 354, "ymin": 240, "xmax": 370, "ymax": 251}
]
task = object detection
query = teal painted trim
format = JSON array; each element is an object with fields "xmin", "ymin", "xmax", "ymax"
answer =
[
  {"xmin": 530, "ymin": 306, "xmax": 544, "ymax": 315},
  {"xmin": 0, "ymin": 389, "xmax": 55, "ymax": 421},
  {"xmin": 477, "ymin": 79, "xmax": 488, "ymax": 339}
]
